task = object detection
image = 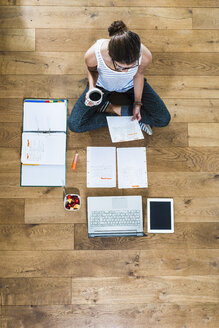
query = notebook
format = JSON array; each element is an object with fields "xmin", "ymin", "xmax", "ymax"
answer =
[{"xmin": 21, "ymin": 99, "xmax": 68, "ymax": 187}]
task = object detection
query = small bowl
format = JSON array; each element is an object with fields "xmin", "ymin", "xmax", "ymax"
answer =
[{"xmin": 64, "ymin": 194, "xmax": 81, "ymax": 211}]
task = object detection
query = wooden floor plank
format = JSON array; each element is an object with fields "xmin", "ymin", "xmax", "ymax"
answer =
[
  {"xmin": 0, "ymin": 224, "xmax": 74, "ymax": 250},
  {"xmin": 1, "ymin": 75, "xmax": 219, "ymax": 99},
  {"xmin": 0, "ymin": 122, "xmax": 188, "ymax": 148},
  {"xmin": 0, "ymin": 75, "xmax": 88, "ymax": 99},
  {"xmin": 142, "ymin": 172, "xmax": 219, "ymax": 197},
  {"xmin": 147, "ymin": 147, "xmax": 219, "ymax": 172},
  {"xmin": 0, "ymin": 148, "xmax": 20, "ymax": 172},
  {"xmin": 1, "ymin": 98, "xmax": 218, "ymax": 124},
  {"xmin": 0, "ymin": 29, "xmax": 35, "ymax": 52},
  {"xmin": 0, "ymin": 172, "xmax": 218, "ymax": 198},
  {"xmin": 1, "ymin": 303, "xmax": 218, "ymax": 328},
  {"xmin": 1, "ymin": 0, "xmax": 219, "ymax": 7},
  {"xmin": 67, "ymin": 146, "xmax": 219, "ymax": 176},
  {"xmin": 0, "ymin": 123, "xmax": 22, "ymax": 148},
  {"xmin": 35, "ymin": 29, "xmax": 219, "ymax": 52},
  {"xmin": 193, "ymin": 8, "xmax": 219, "ymax": 29},
  {"xmin": 164, "ymin": 99, "xmax": 219, "ymax": 123},
  {"xmin": 71, "ymin": 276, "xmax": 219, "ymax": 304},
  {"xmin": 67, "ymin": 98, "xmax": 219, "ymax": 124},
  {"xmin": 0, "ymin": 99, "xmax": 23, "ymax": 123},
  {"xmin": 0, "ymin": 7, "xmax": 192, "ymax": 29},
  {"xmin": 174, "ymin": 197, "xmax": 219, "ymax": 222},
  {"xmin": 74, "ymin": 222, "xmax": 219, "ymax": 250},
  {"xmin": 148, "ymin": 76, "xmax": 219, "ymax": 99},
  {"xmin": 24, "ymin": 196, "xmax": 219, "ymax": 224},
  {"xmin": 0, "ymin": 249, "xmax": 218, "ymax": 278},
  {"xmin": 1, "ymin": 52, "xmax": 219, "ymax": 76},
  {"xmin": 67, "ymin": 123, "xmax": 188, "ymax": 148},
  {"xmin": 0, "ymin": 199, "xmax": 24, "ymax": 224},
  {"xmin": 24, "ymin": 196, "xmax": 87, "ymax": 224},
  {"xmin": 188, "ymin": 123, "xmax": 219, "ymax": 147},
  {"xmin": 0, "ymin": 52, "xmax": 86, "ymax": 75},
  {"xmin": 151, "ymin": 52, "xmax": 219, "ymax": 76},
  {"xmin": 0, "ymin": 278, "xmax": 71, "ymax": 305}
]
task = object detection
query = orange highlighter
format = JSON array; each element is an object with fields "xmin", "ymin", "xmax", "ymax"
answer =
[{"xmin": 72, "ymin": 152, "xmax": 78, "ymax": 170}]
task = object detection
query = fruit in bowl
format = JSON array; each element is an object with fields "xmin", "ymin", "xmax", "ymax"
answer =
[{"xmin": 64, "ymin": 194, "xmax": 81, "ymax": 211}]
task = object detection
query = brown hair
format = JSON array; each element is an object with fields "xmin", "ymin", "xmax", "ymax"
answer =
[{"xmin": 108, "ymin": 20, "xmax": 141, "ymax": 64}]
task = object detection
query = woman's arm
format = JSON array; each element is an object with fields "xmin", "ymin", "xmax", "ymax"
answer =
[
  {"xmin": 132, "ymin": 45, "xmax": 152, "ymax": 121},
  {"xmin": 84, "ymin": 44, "xmax": 98, "ymax": 89}
]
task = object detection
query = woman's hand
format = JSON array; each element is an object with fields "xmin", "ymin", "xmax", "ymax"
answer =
[
  {"xmin": 85, "ymin": 88, "xmax": 104, "ymax": 107},
  {"xmin": 132, "ymin": 104, "xmax": 142, "ymax": 121},
  {"xmin": 85, "ymin": 89, "xmax": 95, "ymax": 107}
]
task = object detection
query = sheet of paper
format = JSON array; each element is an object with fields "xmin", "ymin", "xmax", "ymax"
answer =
[
  {"xmin": 117, "ymin": 147, "xmax": 148, "ymax": 189},
  {"xmin": 23, "ymin": 101, "xmax": 67, "ymax": 132},
  {"xmin": 21, "ymin": 164, "xmax": 65, "ymax": 187},
  {"xmin": 21, "ymin": 132, "xmax": 66, "ymax": 165},
  {"xmin": 87, "ymin": 147, "xmax": 116, "ymax": 188},
  {"xmin": 106, "ymin": 116, "xmax": 144, "ymax": 143}
]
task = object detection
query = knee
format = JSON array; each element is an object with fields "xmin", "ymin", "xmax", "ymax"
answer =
[
  {"xmin": 160, "ymin": 110, "xmax": 171, "ymax": 127},
  {"xmin": 68, "ymin": 119, "xmax": 86, "ymax": 133}
]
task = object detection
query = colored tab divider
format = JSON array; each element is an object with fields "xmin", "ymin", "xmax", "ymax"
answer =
[{"xmin": 24, "ymin": 99, "xmax": 64, "ymax": 103}]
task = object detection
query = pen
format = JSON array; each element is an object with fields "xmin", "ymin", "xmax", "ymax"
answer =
[{"xmin": 72, "ymin": 152, "xmax": 78, "ymax": 170}]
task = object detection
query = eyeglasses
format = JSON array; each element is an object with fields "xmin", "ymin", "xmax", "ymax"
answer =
[{"xmin": 113, "ymin": 59, "xmax": 139, "ymax": 71}]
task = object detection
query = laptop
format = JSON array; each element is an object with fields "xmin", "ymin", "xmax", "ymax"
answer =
[{"xmin": 87, "ymin": 196, "xmax": 144, "ymax": 237}]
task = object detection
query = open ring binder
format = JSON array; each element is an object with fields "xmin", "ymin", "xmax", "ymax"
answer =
[{"xmin": 20, "ymin": 99, "xmax": 68, "ymax": 187}]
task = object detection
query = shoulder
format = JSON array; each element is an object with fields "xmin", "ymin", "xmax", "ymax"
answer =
[
  {"xmin": 84, "ymin": 42, "xmax": 98, "ymax": 67},
  {"xmin": 135, "ymin": 44, "xmax": 152, "ymax": 75},
  {"xmin": 140, "ymin": 44, "xmax": 152, "ymax": 66}
]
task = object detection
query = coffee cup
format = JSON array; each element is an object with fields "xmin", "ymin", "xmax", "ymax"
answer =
[{"xmin": 85, "ymin": 88, "xmax": 103, "ymax": 106}]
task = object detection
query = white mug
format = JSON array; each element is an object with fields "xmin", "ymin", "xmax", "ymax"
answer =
[{"xmin": 85, "ymin": 88, "xmax": 103, "ymax": 106}]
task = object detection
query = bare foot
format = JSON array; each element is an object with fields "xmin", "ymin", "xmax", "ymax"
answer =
[{"xmin": 105, "ymin": 103, "xmax": 122, "ymax": 116}]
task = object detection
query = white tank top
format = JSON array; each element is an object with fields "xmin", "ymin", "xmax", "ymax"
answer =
[{"xmin": 95, "ymin": 39, "xmax": 142, "ymax": 92}]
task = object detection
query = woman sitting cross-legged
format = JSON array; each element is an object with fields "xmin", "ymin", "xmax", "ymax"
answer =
[{"xmin": 68, "ymin": 20, "xmax": 171, "ymax": 135}]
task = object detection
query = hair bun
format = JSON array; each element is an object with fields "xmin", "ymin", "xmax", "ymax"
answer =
[{"xmin": 108, "ymin": 20, "xmax": 128, "ymax": 36}]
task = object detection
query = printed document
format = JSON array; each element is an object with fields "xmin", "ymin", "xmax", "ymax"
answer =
[
  {"xmin": 87, "ymin": 147, "xmax": 116, "ymax": 188},
  {"xmin": 23, "ymin": 101, "xmax": 67, "ymax": 132},
  {"xmin": 117, "ymin": 147, "xmax": 148, "ymax": 189},
  {"xmin": 106, "ymin": 116, "xmax": 144, "ymax": 143},
  {"xmin": 21, "ymin": 132, "xmax": 66, "ymax": 165}
]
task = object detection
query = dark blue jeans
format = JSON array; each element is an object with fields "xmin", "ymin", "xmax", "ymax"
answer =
[{"xmin": 68, "ymin": 78, "xmax": 171, "ymax": 133}]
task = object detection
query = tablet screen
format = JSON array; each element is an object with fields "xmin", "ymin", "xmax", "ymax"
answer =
[{"xmin": 147, "ymin": 198, "xmax": 174, "ymax": 233}]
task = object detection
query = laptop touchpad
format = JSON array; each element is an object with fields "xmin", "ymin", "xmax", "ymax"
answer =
[{"xmin": 112, "ymin": 197, "xmax": 128, "ymax": 209}]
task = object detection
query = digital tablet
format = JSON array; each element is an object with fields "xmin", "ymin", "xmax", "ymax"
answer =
[{"xmin": 147, "ymin": 198, "xmax": 174, "ymax": 233}]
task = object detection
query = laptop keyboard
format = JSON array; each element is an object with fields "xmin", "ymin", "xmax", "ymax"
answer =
[{"xmin": 90, "ymin": 210, "xmax": 141, "ymax": 227}]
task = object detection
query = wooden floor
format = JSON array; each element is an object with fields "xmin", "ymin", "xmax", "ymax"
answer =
[{"xmin": 0, "ymin": 1, "xmax": 219, "ymax": 327}]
